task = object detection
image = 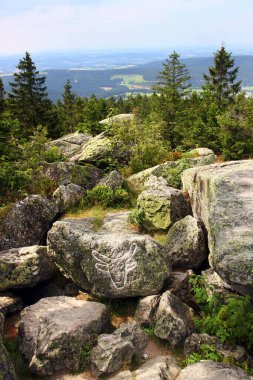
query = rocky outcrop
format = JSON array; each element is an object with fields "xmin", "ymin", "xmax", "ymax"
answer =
[
  {"xmin": 127, "ymin": 148, "xmax": 216, "ymax": 194},
  {"xmin": 154, "ymin": 291, "xmax": 195, "ymax": 348},
  {"xmin": 0, "ymin": 313, "xmax": 17, "ymax": 380},
  {"xmin": 99, "ymin": 113, "xmax": 134, "ymax": 126},
  {"xmin": 135, "ymin": 295, "xmax": 160, "ymax": 325},
  {"xmin": 98, "ymin": 170, "xmax": 123, "ymax": 190},
  {"xmin": 182, "ymin": 160, "xmax": 253, "ymax": 287},
  {"xmin": 53, "ymin": 183, "xmax": 84, "ymax": 213},
  {"xmin": 184, "ymin": 333, "xmax": 250, "ymax": 364},
  {"xmin": 110, "ymin": 356, "xmax": 181, "ymax": 380},
  {"xmin": 47, "ymin": 216, "xmax": 170, "ymax": 298},
  {"xmin": 0, "ymin": 195, "xmax": 58, "ymax": 249},
  {"xmin": 40, "ymin": 161, "xmax": 102, "ymax": 189},
  {"xmin": 0, "ymin": 292, "xmax": 23, "ymax": 316},
  {"xmin": 47, "ymin": 132, "xmax": 92, "ymax": 159},
  {"xmin": 90, "ymin": 321, "xmax": 147, "ymax": 376},
  {"xmin": 136, "ymin": 184, "xmax": 191, "ymax": 230},
  {"xmin": 177, "ymin": 360, "xmax": 253, "ymax": 380},
  {"xmin": 164, "ymin": 215, "xmax": 207, "ymax": 269},
  {"xmin": 0, "ymin": 246, "xmax": 54, "ymax": 291},
  {"xmin": 19, "ymin": 296, "xmax": 110, "ymax": 376}
]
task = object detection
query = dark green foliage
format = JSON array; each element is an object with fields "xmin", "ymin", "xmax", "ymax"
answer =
[
  {"xmin": 142, "ymin": 325, "xmax": 155, "ymax": 337},
  {"xmin": 78, "ymin": 95, "xmax": 108, "ymax": 135},
  {"xmin": 189, "ymin": 275, "xmax": 253, "ymax": 350},
  {"xmin": 86, "ymin": 185, "xmax": 130, "ymax": 208},
  {"xmin": 128, "ymin": 209, "xmax": 145, "ymax": 228},
  {"xmin": 184, "ymin": 344, "xmax": 222, "ymax": 365},
  {"xmin": 4, "ymin": 339, "xmax": 30, "ymax": 380},
  {"xmin": 0, "ymin": 78, "xmax": 5, "ymax": 113},
  {"xmin": 8, "ymin": 52, "xmax": 53, "ymax": 137},
  {"xmin": 79, "ymin": 343, "xmax": 91, "ymax": 371},
  {"xmin": 203, "ymin": 45, "xmax": 241, "ymax": 110}
]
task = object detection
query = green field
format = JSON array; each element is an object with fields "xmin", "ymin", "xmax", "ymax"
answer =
[{"xmin": 111, "ymin": 74, "xmax": 147, "ymax": 89}]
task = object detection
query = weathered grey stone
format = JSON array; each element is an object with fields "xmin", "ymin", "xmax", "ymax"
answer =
[
  {"xmin": 127, "ymin": 149, "xmax": 216, "ymax": 194},
  {"xmin": 98, "ymin": 170, "xmax": 124, "ymax": 190},
  {"xmin": 177, "ymin": 360, "xmax": 253, "ymax": 380},
  {"xmin": 47, "ymin": 132, "xmax": 92, "ymax": 159},
  {"xmin": 47, "ymin": 217, "xmax": 170, "ymax": 298},
  {"xmin": 19, "ymin": 296, "xmax": 110, "ymax": 376},
  {"xmin": 99, "ymin": 113, "xmax": 134, "ymax": 125},
  {"xmin": 0, "ymin": 246, "xmax": 54, "ymax": 291},
  {"xmin": 53, "ymin": 183, "xmax": 84, "ymax": 213},
  {"xmin": 0, "ymin": 313, "xmax": 18, "ymax": 380},
  {"xmin": 90, "ymin": 333, "xmax": 135, "ymax": 376},
  {"xmin": 0, "ymin": 195, "xmax": 58, "ymax": 249},
  {"xmin": 135, "ymin": 295, "xmax": 160, "ymax": 325},
  {"xmin": 91, "ymin": 321, "xmax": 147, "ymax": 376},
  {"xmin": 102, "ymin": 212, "xmax": 130, "ymax": 233},
  {"xmin": 0, "ymin": 292, "xmax": 23, "ymax": 316},
  {"xmin": 40, "ymin": 161, "xmax": 102, "ymax": 189},
  {"xmin": 201, "ymin": 268, "xmax": 232, "ymax": 293},
  {"xmin": 184, "ymin": 333, "xmax": 249, "ymax": 364},
  {"xmin": 182, "ymin": 160, "xmax": 253, "ymax": 287},
  {"xmin": 109, "ymin": 356, "xmax": 181, "ymax": 380},
  {"xmin": 154, "ymin": 291, "xmax": 195, "ymax": 348},
  {"xmin": 166, "ymin": 270, "xmax": 195, "ymax": 308},
  {"xmin": 137, "ymin": 185, "xmax": 191, "ymax": 230},
  {"xmin": 164, "ymin": 215, "xmax": 207, "ymax": 269}
]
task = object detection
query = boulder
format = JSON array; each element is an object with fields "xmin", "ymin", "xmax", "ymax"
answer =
[
  {"xmin": 0, "ymin": 195, "xmax": 59, "ymax": 250},
  {"xmin": 109, "ymin": 356, "xmax": 181, "ymax": 380},
  {"xmin": 184, "ymin": 333, "xmax": 249, "ymax": 364},
  {"xmin": 40, "ymin": 161, "xmax": 102, "ymax": 189},
  {"xmin": 182, "ymin": 160, "xmax": 253, "ymax": 287},
  {"xmin": 53, "ymin": 183, "xmax": 85, "ymax": 213},
  {"xmin": 127, "ymin": 148, "xmax": 216, "ymax": 194},
  {"xmin": 99, "ymin": 113, "xmax": 134, "ymax": 125},
  {"xmin": 0, "ymin": 246, "xmax": 54, "ymax": 291},
  {"xmin": 0, "ymin": 292, "xmax": 23, "ymax": 316},
  {"xmin": 102, "ymin": 212, "xmax": 130, "ymax": 233},
  {"xmin": 166, "ymin": 270, "xmax": 195, "ymax": 308},
  {"xmin": 137, "ymin": 185, "xmax": 191, "ymax": 230},
  {"xmin": 90, "ymin": 321, "xmax": 147, "ymax": 376},
  {"xmin": 47, "ymin": 217, "xmax": 170, "ymax": 298},
  {"xmin": 164, "ymin": 215, "xmax": 207, "ymax": 269},
  {"xmin": 135, "ymin": 295, "xmax": 160, "ymax": 325},
  {"xmin": 19, "ymin": 296, "xmax": 110, "ymax": 376},
  {"xmin": 154, "ymin": 291, "xmax": 195, "ymax": 348},
  {"xmin": 98, "ymin": 170, "xmax": 123, "ymax": 190},
  {"xmin": 201, "ymin": 268, "xmax": 232, "ymax": 294},
  {"xmin": 0, "ymin": 313, "xmax": 18, "ymax": 380},
  {"xmin": 177, "ymin": 360, "xmax": 253, "ymax": 380},
  {"xmin": 47, "ymin": 132, "xmax": 92, "ymax": 159}
]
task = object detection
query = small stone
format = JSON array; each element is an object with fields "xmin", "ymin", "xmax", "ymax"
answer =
[
  {"xmin": 135, "ymin": 295, "xmax": 160, "ymax": 325},
  {"xmin": 0, "ymin": 292, "xmax": 23, "ymax": 316}
]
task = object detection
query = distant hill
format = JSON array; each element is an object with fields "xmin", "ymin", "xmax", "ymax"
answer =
[{"xmin": 1, "ymin": 55, "xmax": 253, "ymax": 102}]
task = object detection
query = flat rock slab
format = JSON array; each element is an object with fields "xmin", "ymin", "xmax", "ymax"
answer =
[
  {"xmin": 177, "ymin": 360, "xmax": 253, "ymax": 380},
  {"xmin": 182, "ymin": 160, "xmax": 253, "ymax": 287},
  {"xmin": 0, "ymin": 246, "xmax": 54, "ymax": 291},
  {"xmin": 19, "ymin": 296, "xmax": 110, "ymax": 376},
  {"xmin": 47, "ymin": 217, "xmax": 170, "ymax": 298}
]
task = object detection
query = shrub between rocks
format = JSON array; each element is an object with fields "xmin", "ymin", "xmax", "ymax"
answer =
[{"xmin": 85, "ymin": 185, "xmax": 130, "ymax": 208}]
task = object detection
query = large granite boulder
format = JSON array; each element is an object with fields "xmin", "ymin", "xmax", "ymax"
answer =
[
  {"xmin": 19, "ymin": 296, "xmax": 110, "ymax": 376},
  {"xmin": 136, "ymin": 184, "xmax": 191, "ymax": 230},
  {"xmin": 0, "ymin": 195, "xmax": 58, "ymax": 249},
  {"xmin": 0, "ymin": 292, "xmax": 23, "ymax": 316},
  {"xmin": 99, "ymin": 113, "xmax": 134, "ymax": 126},
  {"xmin": 110, "ymin": 356, "xmax": 181, "ymax": 380},
  {"xmin": 0, "ymin": 313, "xmax": 17, "ymax": 380},
  {"xmin": 127, "ymin": 148, "xmax": 216, "ymax": 194},
  {"xmin": 0, "ymin": 246, "xmax": 54, "ymax": 291},
  {"xmin": 47, "ymin": 216, "xmax": 170, "ymax": 298},
  {"xmin": 53, "ymin": 183, "xmax": 85, "ymax": 213},
  {"xmin": 182, "ymin": 160, "xmax": 253, "ymax": 287},
  {"xmin": 90, "ymin": 321, "xmax": 147, "ymax": 376},
  {"xmin": 164, "ymin": 215, "xmax": 207, "ymax": 269},
  {"xmin": 47, "ymin": 132, "xmax": 92, "ymax": 159},
  {"xmin": 98, "ymin": 170, "xmax": 123, "ymax": 190},
  {"xmin": 177, "ymin": 360, "xmax": 253, "ymax": 380},
  {"xmin": 40, "ymin": 162, "xmax": 102, "ymax": 189},
  {"xmin": 154, "ymin": 291, "xmax": 195, "ymax": 348}
]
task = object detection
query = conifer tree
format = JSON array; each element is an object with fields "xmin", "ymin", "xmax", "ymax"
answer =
[
  {"xmin": 153, "ymin": 51, "xmax": 191, "ymax": 147},
  {"xmin": 203, "ymin": 45, "xmax": 241, "ymax": 110},
  {"xmin": 58, "ymin": 80, "xmax": 78, "ymax": 134},
  {"xmin": 0, "ymin": 78, "xmax": 5, "ymax": 114},
  {"xmin": 8, "ymin": 51, "xmax": 52, "ymax": 136}
]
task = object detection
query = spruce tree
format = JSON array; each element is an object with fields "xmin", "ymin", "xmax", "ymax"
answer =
[
  {"xmin": 153, "ymin": 51, "xmax": 191, "ymax": 147},
  {"xmin": 203, "ymin": 45, "xmax": 241, "ymax": 110},
  {"xmin": 0, "ymin": 78, "xmax": 5, "ymax": 114},
  {"xmin": 58, "ymin": 80, "xmax": 78, "ymax": 134},
  {"xmin": 8, "ymin": 51, "xmax": 52, "ymax": 136}
]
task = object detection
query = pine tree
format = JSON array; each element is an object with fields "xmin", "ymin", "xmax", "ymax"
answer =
[
  {"xmin": 0, "ymin": 78, "xmax": 5, "ymax": 114},
  {"xmin": 203, "ymin": 45, "xmax": 241, "ymax": 110},
  {"xmin": 58, "ymin": 80, "xmax": 78, "ymax": 134},
  {"xmin": 153, "ymin": 51, "xmax": 191, "ymax": 147},
  {"xmin": 8, "ymin": 51, "xmax": 52, "ymax": 136}
]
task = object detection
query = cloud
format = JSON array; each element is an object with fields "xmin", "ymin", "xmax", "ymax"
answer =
[{"xmin": 0, "ymin": 0, "xmax": 252, "ymax": 54}]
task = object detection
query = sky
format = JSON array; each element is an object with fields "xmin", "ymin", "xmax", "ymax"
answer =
[{"xmin": 1, "ymin": 0, "xmax": 253, "ymax": 56}]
